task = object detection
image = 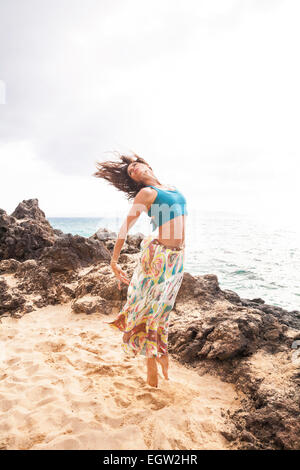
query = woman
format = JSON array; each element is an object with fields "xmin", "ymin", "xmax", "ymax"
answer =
[{"xmin": 93, "ymin": 152, "xmax": 187, "ymax": 388}]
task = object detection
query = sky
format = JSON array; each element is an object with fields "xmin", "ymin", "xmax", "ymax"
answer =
[{"xmin": 0, "ymin": 0, "xmax": 299, "ymax": 230}]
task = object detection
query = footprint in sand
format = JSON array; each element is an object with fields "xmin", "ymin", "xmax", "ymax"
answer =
[
  {"xmin": 35, "ymin": 340, "xmax": 67, "ymax": 353},
  {"xmin": 136, "ymin": 392, "xmax": 168, "ymax": 411},
  {"xmin": 126, "ymin": 375, "xmax": 145, "ymax": 386},
  {"xmin": 112, "ymin": 381, "xmax": 136, "ymax": 392},
  {"xmin": 113, "ymin": 396, "xmax": 131, "ymax": 408},
  {"xmin": 85, "ymin": 365, "xmax": 115, "ymax": 377}
]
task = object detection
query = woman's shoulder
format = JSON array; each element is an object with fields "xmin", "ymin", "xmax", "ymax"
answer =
[
  {"xmin": 139, "ymin": 186, "xmax": 157, "ymax": 194},
  {"xmin": 134, "ymin": 186, "xmax": 157, "ymax": 202}
]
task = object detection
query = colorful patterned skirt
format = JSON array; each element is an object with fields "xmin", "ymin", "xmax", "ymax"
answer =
[{"xmin": 106, "ymin": 234, "xmax": 185, "ymax": 358}]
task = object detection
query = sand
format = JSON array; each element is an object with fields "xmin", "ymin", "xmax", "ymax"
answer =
[{"xmin": 0, "ymin": 302, "xmax": 244, "ymax": 450}]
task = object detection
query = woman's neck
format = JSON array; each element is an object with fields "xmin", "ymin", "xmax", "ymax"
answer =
[{"xmin": 143, "ymin": 176, "xmax": 162, "ymax": 186}]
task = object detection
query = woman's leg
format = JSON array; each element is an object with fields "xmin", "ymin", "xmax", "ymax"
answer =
[
  {"xmin": 154, "ymin": 271, "xmax": 185, "ymax": 381},
  {"xmin": 146, "ymin": 356, "xmax": 158, "ymax": 387},
  {"xmin": 156, "ymin": 354, "xmax": 169, "ymax": 380}
]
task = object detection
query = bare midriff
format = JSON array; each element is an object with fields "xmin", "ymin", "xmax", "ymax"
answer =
[{"xmin": 155, "ymin": 214, "xmax": 186, "ymax": 249}]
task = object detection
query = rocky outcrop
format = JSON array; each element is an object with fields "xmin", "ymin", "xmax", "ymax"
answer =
[
  {"xmin": 0, "ymin": 277, "xmax": 26, "ymax": 316},
  {"xmin": 0, "ymin": 198, "xmax": 299, "ymax": 450},
  {"xmin": 40, "ymin": 234, "xmax": 111, "ymax": 272},
  {"xmin": 0, "ymin": 200, "xmax": 56, "ymax": 261},
  {"xmin": 226, "ymin": 354, "xmax": 300, "ymax": 450},
  {"xmin": 0, "ymin": 202, "xmax": 142, "ymax": 316},
  {"xmin": 169, "ymin": 273, "xmax": 295, "ymax": 362},
  {"xmin": 0, "ymin": 199, "xmax": 113, "ymax": 270},
  {"xmin": 89, "ymin": 228, "xmax": 144, "ymax": 254},
  {"xmin": 70, "ymin": 252, "xmax": 139, "ymax": 315},
  {"xmin": 167, "ymin": 274, "xmax": 300, "ymax": 450}
]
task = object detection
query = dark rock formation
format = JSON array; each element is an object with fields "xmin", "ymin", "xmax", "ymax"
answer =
[
  {"xmin": 171, "ymin": 273, "xmax": 299, "ymax": 361},
  {"xmin": 167, "ymin": 273, "xmax": 300, "ymax": 450},
  {"xmin": 11, "ymin": 198, "xmax": 50, "ymax": 224},
  {"xmin": 0, "ymin": 277, "xmax": 26, "ymax": 316},
  {"xmin": 0, "ymin": 201, "xmax": 140, "ymax": 316},
  {"xmin": 92, "ymin": 227, "xmax": 117, "ymax": 241},
  {"xmin": 70, "ymin": 254, "xmax": 138, "ymax": 315},
  {"xmin": 0, "ymin": 259, "xmax": 20, "ymax": 274},
  {"xmin": 226, "ymin": 358, "xmax": 300, "ymax": 450},
  {"xmin": 39, "ymin": 234, "xmax": 111, "ymax": 272},
  {"xmin": 0, "ymin": 200, "xmax": 56, "ymax": 261},
  {"xmin": 89, "ymin": 229, "xmax": 144, "ymax": 254},
  {"xmin": 0, "ymin": 199, "xmax": 112, "ymax": 272}
]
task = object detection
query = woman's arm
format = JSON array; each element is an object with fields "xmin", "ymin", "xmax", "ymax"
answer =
[
  {"xmin": 111, "ymin": 188, "xmax": 152, "ymax": 263},
  {"xmin": 110, "ymin": 188, "xmax": 152, "ymax": 288}
]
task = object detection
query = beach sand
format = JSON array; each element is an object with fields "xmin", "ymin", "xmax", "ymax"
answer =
[{"xmin": 0, "ymin": 302, "xmax": 244, "ymax": 450}]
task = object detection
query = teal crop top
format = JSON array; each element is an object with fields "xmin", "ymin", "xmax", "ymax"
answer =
[{"xmin": 145, "ymin": 185, "xmax": 188, "ymax": 231}]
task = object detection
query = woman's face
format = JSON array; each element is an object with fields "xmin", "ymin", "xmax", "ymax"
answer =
[{"xmin": 127, "ymin": 161, "xmax": 153, "ymax": 182}]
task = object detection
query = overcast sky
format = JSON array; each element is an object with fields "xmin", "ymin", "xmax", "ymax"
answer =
[{"xmin": 0, "ymin": 0, "xmax": 299, "ymax": 230}]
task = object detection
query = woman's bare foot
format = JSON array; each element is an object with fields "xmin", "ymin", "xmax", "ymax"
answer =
[
  {"xmin": 156, "ymin": 354, "xmax": 169, "ymax": 380},
  {"xmin": 146, "ymin": 357, "xmax": 158, "ymax": 387}
]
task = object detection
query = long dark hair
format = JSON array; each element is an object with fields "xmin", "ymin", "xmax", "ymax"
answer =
[{"xmin": 93, "ymin": 151, "xmax": 154, "ymax": 200}]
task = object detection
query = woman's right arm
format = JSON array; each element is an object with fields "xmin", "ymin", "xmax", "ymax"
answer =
[{"xmin": 110, "ymin": 188, "xmax": 153, "ymax": 288}]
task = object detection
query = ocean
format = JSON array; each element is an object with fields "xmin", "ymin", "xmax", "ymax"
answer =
[{"xmin": 47, "ymin": 211, "xmax": 300, "ymax": 312}]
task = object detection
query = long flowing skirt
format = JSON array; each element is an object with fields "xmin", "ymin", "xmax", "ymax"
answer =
[{"xmin": 107, "ymin": 234, "xmax": 185, "ymax": 358}]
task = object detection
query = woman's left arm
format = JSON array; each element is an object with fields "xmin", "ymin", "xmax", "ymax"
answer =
[{"xmin": 110, "ymin": 188, "xmax": 151, "ymax": 265}]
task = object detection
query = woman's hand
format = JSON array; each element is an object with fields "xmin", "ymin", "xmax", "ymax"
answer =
[{"xmin": 110, "ymin": 261, "xmax": 130, "ymax": 290}]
